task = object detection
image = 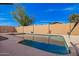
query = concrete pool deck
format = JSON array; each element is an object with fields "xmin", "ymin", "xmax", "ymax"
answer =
[
  {"xmin": 0, "ymin": 33, "xmax": 78, "ymax": 56},
  {"xmin": 0, "ymin": 33, "xmax": 61, "ymax": 56}
]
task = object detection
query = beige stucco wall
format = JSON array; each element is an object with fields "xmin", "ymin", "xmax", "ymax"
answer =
[{"xmin": 16, "ymin": 23, "xmax": 79, "ymax": 35}]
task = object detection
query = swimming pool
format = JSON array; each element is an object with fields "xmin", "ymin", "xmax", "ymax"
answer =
[{"xmin": 19, "ymin": 34, "xmax": 70, "ymax": 55}]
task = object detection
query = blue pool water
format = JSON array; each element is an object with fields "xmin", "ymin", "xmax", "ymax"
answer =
[{"xmin": 19, "ymin": 40, "xmax": 69, "ymax": 55}]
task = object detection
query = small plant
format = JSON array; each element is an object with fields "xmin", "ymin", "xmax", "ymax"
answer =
[
  {"xmin": 11, "ymin": 6, "xmax": 33, "ymax": 26},
  {"xmin": 68, "ymin": 14, "xmax": 79, "ymax": 35}
]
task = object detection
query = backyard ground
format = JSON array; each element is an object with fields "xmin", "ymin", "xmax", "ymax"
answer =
[{"xmin": 0, "ymin": 33, "xmax": 78, "ymax": 56}]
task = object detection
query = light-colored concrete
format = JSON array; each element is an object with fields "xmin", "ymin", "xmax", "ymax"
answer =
[{"xmin": 62, "ymin": 35, "xmax": 79, "ymax": 56}]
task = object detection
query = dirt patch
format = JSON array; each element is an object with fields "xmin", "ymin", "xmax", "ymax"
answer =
[{"xmin": 0, "ymin": 36, "xmax": 8, "ymax": 41}]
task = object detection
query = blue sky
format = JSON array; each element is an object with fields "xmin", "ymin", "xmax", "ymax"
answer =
[{"xmin": 0, "ymin": 3, "xmax": 79, "ymax": 27}]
